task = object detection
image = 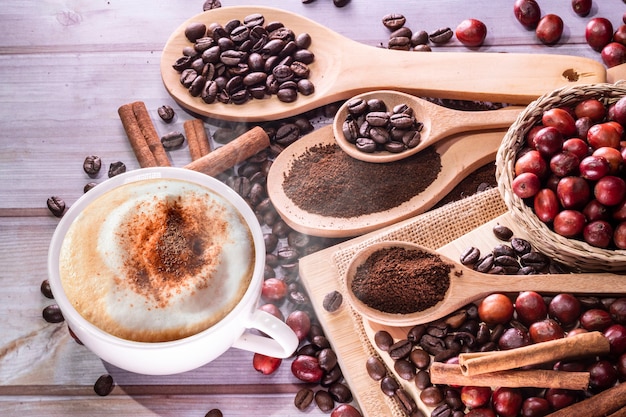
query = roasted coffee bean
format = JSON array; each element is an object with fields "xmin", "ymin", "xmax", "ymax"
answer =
[
  {"xmin": 264, "ymin": 233, "xmax": 278, "ymax": 253},
  {"xmin": 321, "ymin": 364, "xmax": 343, "ymax": 387},
  {"xmin": 157, "ymin": 104, "xmax": 175, "ymax": 122},
  {"xmin": 394, "ymin": 359, "xmax": 416, "ymax": 380},
  {"xmin": 42, "ymin": 304, "xmax": 64, "ymax": 323},
  {"xmin": 420, "ymin": 385, "xmax": 444, "ymax": 407},
  {"xmin": 413, "ymin": 44, "xmax": 432, "ymax": 52},
  {"xmin": 493, "ymin": 244, "xmax": 516, "ymax": 258},
  {"xmin": 40, "ymin": 280, "xmax": 54, "ymax": 299},
  {"xmin": 494, "ymin": 255, "xmax": 519, "ymax": 268},
  {"xmin": 434, "ymin": 348, "xmax": 459, "ymax": 362},
  {"xmin": 333, "ymin": 0, "xmax": 350, "ymax": 7},
  {"xmin": 406, "ymin": 324, "xmax": 426, "ymax": 344},
  {"xmin": 409, "ymin": 348, "xmax": 430, "ymax": 369},
  {"xmin": 426, "ymin": 321, "xmax": 449, "ymax": 338},
  {"xmin": 390, "ymin": 27, "xmax": 413, "ymax": 40},
  {"xmin": 420, "ymin": 334, "xmax": 446, "ymax": 356},
  {"xmin": 94, "ymin": 374, "xmax": 114, "ymax": 396},
  {"xmin": 493, "ymin": 224, "xmax": 514, "ymax": 241},
  {"xmin": 388, "ymin": 36, "xmax": 411, "ymax": 50},
  {"xmin": 388, "ymin": 339, "xmax": 412, "ymax": 360},
  {"xmin": 160, "ymin": 131, "xmax": 185, "ymax": 149},
  {"xmin": 185, "ymin": 22, "xmax": 207, "ymax": 43},
  {"xmin": 318, "ymin": 348, "xmax": 338, "ymax": 372},
  {"xmin": 414, "ymin": 369, "xmax": 431, "ymax": 390},
  {"xmin": 474, "ymin": 253, "xmax": 494, "ymax": 273},
  {"xmin": 83, "ymin": 155, "xmax": 102, "ymax": 177},
  {"xmin": 384, "ymin": 141, "xmax": 406, "ymax": 153},
  {"xmin": 275, "ymin": 123, "xmax": 300, "ymax": 146},
  {"xmin": 511, "ymin": 237, "xmax": 532, "ymax": 255},
  {"xmin": 204, "ymin": 409, "xmax": 223, "ymax": 417},
  {"xmin": 366, "ymin": 356, "xmax": 386, "ymax": 381},
  {"xmin": 329, "ymin": 382, "xmax": 352, "ymax": 403},
  {"xmin": 520, "ymin": 251, "xmax": 549, "ymax": 271},
  {"xmin": 202, "ymin": 0, "xmax": 222, "ymax": 11},
  {"xmin": 380, "ymin": 375, "xmax": 399, "ymax": 396},
  {"xmin": 83, "ymin": 182, "xmax": 97, "ymax": 193},
  {"xmin": 396, "ymin": 388, "xmax": 418, "ymax": 414},
  {"xmin": 374, "ymin": 330, "xmax": 394, "ymax": 351},
  {"xmin": 460, "ymin": 246, "xmax": 481, "ymax": 265},
  {"xmin": 323, "ymin": 290, "xmax": 343, "ymax": 312},
  {"xmin": 314, "ymin": 390, "xmax": 335, "ymax": 412},
  {"xmin": 47, "ymin": 196, "xmax": 66, "ymax": 217},
  {"xmin": 431, "ymin": 403, "xmax": 453, "ymax": 417},
  {"xmin": 411, "ymin": 30, "xmax": 429, "ymax": 46},
  {"xmin": 355, "ymin": 137, "xmax": 377, "ymax": 153},
  {"xmin": 294, "ymin": 387, "xmax": 314, "ymax": 411},
  {"xmin": 382, "ymin": 13, "xmax": 406, "ymax": 30},
  {"xmin": 108, "ymin": 161, "xmax": 126, "ymax": 178},
  {"xmin": 429, "ymin": 27, "xmax": 454, "ymax": 44}
]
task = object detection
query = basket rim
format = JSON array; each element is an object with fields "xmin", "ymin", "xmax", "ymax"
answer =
[{"xmin": 496, "ymin": 82, "xmax": 626, "ymax": 269}]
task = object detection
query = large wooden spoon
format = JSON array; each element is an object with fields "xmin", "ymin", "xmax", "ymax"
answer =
[
  {"xmin": 266, "ymin": 125, "xmax": 505, "ymax": 238},
  {"xmin": 345, "ymin": 240, "xmax": 625, "ymax": 327},
  {"xmin": 160, "ymin": 6, "xmax": 607, "ymax": 122},
  {"xmin": 333, "ymin": 91, "xmax": 522, "ymax": 163}
]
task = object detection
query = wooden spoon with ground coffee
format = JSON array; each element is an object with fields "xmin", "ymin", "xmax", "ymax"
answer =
[
  {"xmin": 344, "ymin": 240, "xmax": 625, "ymax": 327},
  {"xmin": 333, "ymin": 90, "xmax": 523, "ymax": 163}
]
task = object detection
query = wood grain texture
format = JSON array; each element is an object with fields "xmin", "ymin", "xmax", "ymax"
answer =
[{"xmin": 0, "ymin": 0, "xmax": 624, "ymax": 416}]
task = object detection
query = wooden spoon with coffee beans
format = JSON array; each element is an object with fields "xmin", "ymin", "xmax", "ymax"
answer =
[
  {"xmin": 160, "ymin": 6, "xmax": 607, "ymax": 122},
  {"xmin": 344, "ymin": 240, "xmax": 626, "ymax": 327},
  {"xmin": 333, "ymin": 90, "xmax": 523, "ymax": 163}
]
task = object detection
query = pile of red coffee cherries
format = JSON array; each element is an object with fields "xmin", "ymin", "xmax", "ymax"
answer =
[{"xmin": 511, "ymin": 95, "xmax": 626, "ymax": 248}]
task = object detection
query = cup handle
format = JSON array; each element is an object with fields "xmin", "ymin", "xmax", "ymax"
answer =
[{"xmin": 231, "ymin": 309, "xmax": 299, "ymax": 358}]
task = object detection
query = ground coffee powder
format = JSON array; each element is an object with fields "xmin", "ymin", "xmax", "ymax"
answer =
[
  {"xmin": 351, "ymin": 246, "xmax": 451, "ymax": 314},
  {"xmin": 282, "ymin": 143, "xmax": 441, "ymax": 218}
]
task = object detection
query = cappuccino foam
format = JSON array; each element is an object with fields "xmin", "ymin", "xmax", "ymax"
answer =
[{"xmin": 59, "ymin": 178, "xmax": 255, "ymax": 343}]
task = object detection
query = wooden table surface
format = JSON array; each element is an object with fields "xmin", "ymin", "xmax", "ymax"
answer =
[{"xmin": 0, "ymin": 1, "xmax": 623, "ymax": 416}]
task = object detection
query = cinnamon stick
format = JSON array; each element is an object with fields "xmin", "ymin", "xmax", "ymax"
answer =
[
  {"xmin": 459, "ymin": 331, "xmax": 609, "ymax": 376},
  {"xmin": 118, "ymin": 101, "xmax": 170, "ymax": 167},
  {"xmin": 608, "ymin": 405, "xmax": 626, "ymax": 417},
  {"xmin": 545, "ymin": 382, "xmax": 626, "ymax": 417},
  {"xmin": 184, "ymin": 126, "xmax": 270, "ymax": 177},
  {"xmin": 184, "ymin": 118, "xmax": 212, "ymax": 161},
  {"xmin": 430, "ymin": 362, "xmax": 590, "ymax": 391}
]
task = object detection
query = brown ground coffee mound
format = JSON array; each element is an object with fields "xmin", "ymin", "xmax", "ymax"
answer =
[
  {"xmin": 283, "ymin": 143, "xmax": 441, "ymax": 218},
  {"xmin": 351, "ymin": 246, "xmax": 451, "ymax": 314}
]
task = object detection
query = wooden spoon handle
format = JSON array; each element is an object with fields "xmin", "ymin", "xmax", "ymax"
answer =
[
  {"xmin": 427, "ymin": 106, "xmax": 523, "ymax": 143},
  {"xmin": 339, "ymin": 44, "xmax": 607, "ymax": 105}
]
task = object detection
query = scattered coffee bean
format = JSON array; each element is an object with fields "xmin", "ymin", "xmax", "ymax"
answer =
[
  {"xmin": 93, "ymin": 374, "xmax": 114, "ymax": 396},
  {"xmin": 323, "ymin": 290, "xmax": 343, "ymax": 312},
  {"xmin": 161, "ymin": 131, "xmax": 185, "ymax": 149},
  {"xmin": 46, "ymin": 196, "xmax": 66, "ymax": 217},
  {"xmin": 84, "ymin": 182, "xmax": 97, "ymax": 193},
  {"xmin": 328, "ymin": 381, "xmax": 353, "ymax": 403},
  {"xmin": 40, "ymin": 279, "xmax": 54, "ymax": 299},
  {"xmin": 429, "ymin": 27, "xmax": 454, "ymax": 44},
  {"xmin": 294, "ymin": 387, "xmax": 314, "ymax": 411},
  {"xmin": 157, "ymin": 105, "xmax": 175, "ymax": 122},
  {"xmin": 202, "ymin": 0, "xmax": 221, "ymax": 10},
  {"xmin": 374, "ymin": 330, "xmax": 394, "ymax": 351},
  {"xmin": 396, "ymin": 388, "xmax": 418, "ymax": 415},
  {"xmin": 388, "ymin": 339, "xmax": 412, "ymax": 360},
  {"xmin": 366, "ymin": 356, "xmax": 386, "ymax": 381},
  {"xmin": 380, "ymin": 375, "xmax": 399, "ymax": 396},
  {"xmin": 394, "ymin": 358, "xmax": 416, "ymax": 380},
  {"xmin": 492, "ymin": 224, "xmax": 514, "ymax": 241},
  {"xmin": 42, "ymin": 304, "xmax": 64, "ymax": 323},
  {"xmin": 333, "ymin": 0, "xmax": 350, "ymax": 7},
  {"xmin": 108, "ymin": 161, "xmax": 126, "ymax": 178},
  {"xmin": 315, "ymin": 389, "xmax": 335, "ymax": 412},
  {"xmin": 83, "ymin": 155, "xmax": 102, "ymax": 178},
  {"xmin": 382, "ymin": 13, "xmax": 407, "ymax": 31},
  {"xmin": 459, "ymin": 246, "xmax": 480, "ymax": 265},
  {"xmin": 318, "ymin": 348, "xmax": 338, "ymax": 371}
]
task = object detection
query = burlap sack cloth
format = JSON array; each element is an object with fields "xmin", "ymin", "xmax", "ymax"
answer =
[{"xmin": 331, "ymin": 187, "xmax": 507, "ymax": 416}]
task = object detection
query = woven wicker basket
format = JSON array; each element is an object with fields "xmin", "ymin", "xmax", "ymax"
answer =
[{"xmin": 496, "ymin": 82, "xmax": 626, "ymax": 272}]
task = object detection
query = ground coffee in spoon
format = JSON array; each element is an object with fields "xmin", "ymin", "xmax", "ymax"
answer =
[{"xmin": 282, "ymin": 143, "xmax": 441, "ymax": 218}]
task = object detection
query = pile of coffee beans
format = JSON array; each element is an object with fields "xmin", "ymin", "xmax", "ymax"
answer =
[
  {"xmin": 172, "ymin": 13, "xmax": 315, "ymax": 105},
  {"xmin": 341, "ymin": 97, "xmax": 423, "ymax": 154}
]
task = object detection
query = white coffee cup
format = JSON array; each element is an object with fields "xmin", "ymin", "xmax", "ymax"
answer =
[{"xmin": 47, "ymin": 167, "xmax": 298, "ymax": 375}]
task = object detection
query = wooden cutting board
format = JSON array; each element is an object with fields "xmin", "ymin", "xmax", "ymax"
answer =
[{"xmin": 298, "ymin": 184, "xmax": 617, "ymax": 416}]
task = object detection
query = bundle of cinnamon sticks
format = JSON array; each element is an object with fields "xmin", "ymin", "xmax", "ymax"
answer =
[
  {"xmin": 430, "ymin": 331, "xmax": 626, "ymax": 416},
  {"xmin": 117, "ymin": 101, "xmax": 269, "ymax": 175}
]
